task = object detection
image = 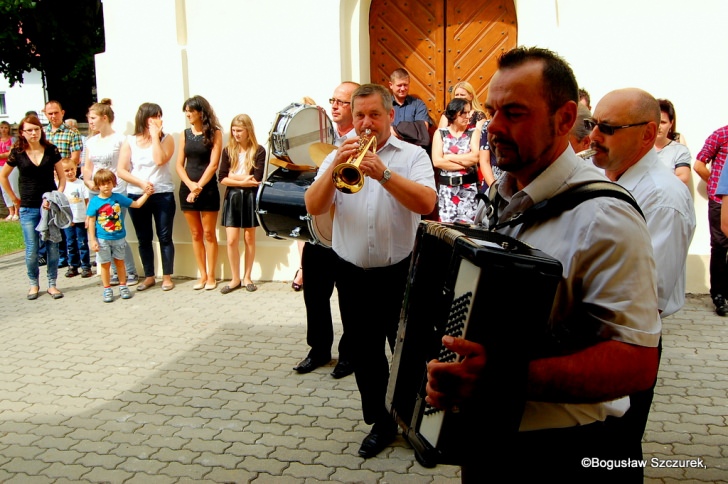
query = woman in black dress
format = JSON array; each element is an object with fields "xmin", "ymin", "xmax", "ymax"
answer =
[
  {"xmin": 176, "ymin": 95, "xmax": 223, "ymax": 290},
  {"xmin": 218, "ymin": 114, "xmax": 265, "ymax": 294}
]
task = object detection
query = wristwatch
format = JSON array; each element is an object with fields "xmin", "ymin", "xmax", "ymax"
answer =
[{"xmin": 380, "ymin": 168, "xmax": 392, "ymax": 185}]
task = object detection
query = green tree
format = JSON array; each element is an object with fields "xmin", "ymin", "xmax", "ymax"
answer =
[{"xmin": 0, "ymin": 0, "xmax": 105, "ymax": 119}]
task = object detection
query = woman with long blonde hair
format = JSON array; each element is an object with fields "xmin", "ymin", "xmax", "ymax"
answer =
[{"xmin": 218, "ymin": 114, "xmax": 265, "ymax": 293}]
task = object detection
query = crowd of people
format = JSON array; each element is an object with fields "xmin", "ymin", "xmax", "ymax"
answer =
[
  {"xmin": 0, "ymin": 97, "xmax": 264, "ymax": 302},
  {"xmin": 2, "ymin": 46, "xmax": 728, "ymax": 479}
]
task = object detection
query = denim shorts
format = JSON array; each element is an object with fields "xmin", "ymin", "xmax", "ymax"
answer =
[{"xmin": 97, "ymin": 238, "xmax": 127, "ymax": 264}]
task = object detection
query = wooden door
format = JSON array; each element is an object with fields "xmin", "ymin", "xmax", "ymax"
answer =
[{"xmin": 369, "ymin": 0, "xmax": 517, "ymax": 121}]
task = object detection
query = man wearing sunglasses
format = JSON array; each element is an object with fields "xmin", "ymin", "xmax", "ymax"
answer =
[
  {"xmin": 589, "ymin": 89, "xmax": 695, "ymax": 322},
  {"xmin": 426, "ymin": 47, "xmax": 660, "ymax": 481},
  {"xmin": 589, "ymin": 88, "xmax": 696, "ymax": 474}
]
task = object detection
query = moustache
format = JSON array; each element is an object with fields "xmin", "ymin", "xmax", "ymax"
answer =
[
  {"xmin": 490, "ymin": 136, "xmax": 518, "ymax": 151},
  {"xmin": 590, "ymin": 142, "xmax": 607, "ymax": 153}
]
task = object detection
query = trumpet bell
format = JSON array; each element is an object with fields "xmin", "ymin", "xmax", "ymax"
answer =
[
  {"xmin": 333, "ymin": 164, "xmax": 366, "ymax": 193},
  {"xmin": 332, "ymin": 129, "xmax": 376, "ymax": 194}
]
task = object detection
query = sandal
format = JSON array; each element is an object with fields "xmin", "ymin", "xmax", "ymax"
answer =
[{"xmin": 291, "ymin": 268, "xmax": 302, "ymax": 292}]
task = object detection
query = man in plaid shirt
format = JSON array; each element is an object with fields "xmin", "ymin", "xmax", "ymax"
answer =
[
  {"xmin": 43, "ymin": 100, "xmax": 83, "ymax": 269},
  {"xmin": 694, "ymin": 124, "xmax": 728, "ymax": 316},
  {"xmin": 44, "ymin": 101, "xmax": 82, "ymax": 166}
]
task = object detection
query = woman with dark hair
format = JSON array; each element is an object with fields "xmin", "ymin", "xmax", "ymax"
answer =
[
  {"xmin": 437, "ymin": 81, "xmax": 486, "ymax": 132},
  {"xmin": 431, "ymin": 98, "xmax": 479, "ymax": 223},
  {"xmin": 176, "ymin": 95, "xmax": 222, "ymax": 290},
  {"xmin": 0, "ymin": 115, "xmax": 66, "ymax": 299},
  {"xmin": 117, "ymin": 102, "xmax": 177, "ymax": 291},
  {"xmin": 655, "ymin": 98, "xmax": 691, "ymax": 185}
]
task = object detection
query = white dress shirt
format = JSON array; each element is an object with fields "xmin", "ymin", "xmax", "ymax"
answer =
[
  {"xmin": 613, "ymin": 148, "xmax": 696, "ymax": 317},
  {"xmin": 316, "ymin": 135, "xmax": 435, "ymax": 268}
]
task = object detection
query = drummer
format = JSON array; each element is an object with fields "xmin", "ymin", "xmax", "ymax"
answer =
[{"xmin": 293, "ymin": 81, "xmax": 360, "ymax": 378}]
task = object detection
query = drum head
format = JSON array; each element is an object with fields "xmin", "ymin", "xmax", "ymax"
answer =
[
  {"xmin": 270, "ymin": 104, "xmax": 334, "ymax": 167},
  {"xmin": 310, "ymin": 207, "xmax": 333, "ymax": 248}
]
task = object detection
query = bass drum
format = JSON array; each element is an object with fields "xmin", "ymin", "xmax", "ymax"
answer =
[
  {"xmin": 256, "ymin": 171, "xmax": 332, "ymax": 247},
  {"xmin": 269, "ymin": 103, "xmax": 334, "ymax": 167}
]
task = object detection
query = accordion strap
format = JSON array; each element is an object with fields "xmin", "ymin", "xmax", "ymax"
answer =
[{"xmin": 479, "ymin": 180, "xmax": 644, "ymax": 231}]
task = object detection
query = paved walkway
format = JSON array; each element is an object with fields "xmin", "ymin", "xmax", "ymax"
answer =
[{"xmin": 0, "ymin": 249, "xmax": 726, "ymax": 483}]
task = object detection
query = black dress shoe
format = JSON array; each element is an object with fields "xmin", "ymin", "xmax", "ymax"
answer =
[
  {"xmin": 358, "ymin": 423, "xmax": 397, "ymax": 458},
  {"xmin": 293, "ymin": 355, "xmax": 331, "ymax": 373},
  {"xmin": 331, "ymin": 360, "xmax": 354, "ymax": 379}
]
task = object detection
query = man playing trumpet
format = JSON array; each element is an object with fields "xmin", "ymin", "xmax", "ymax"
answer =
[{"xmin": 305, "ymin": 83, "xmax": 437, "ymax": 458}]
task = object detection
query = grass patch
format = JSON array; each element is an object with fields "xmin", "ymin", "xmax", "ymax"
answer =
[{"xmin": 0, "ymin": 221, "xmax": 24, "ymax": 256}]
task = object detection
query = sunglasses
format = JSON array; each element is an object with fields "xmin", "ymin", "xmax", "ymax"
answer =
[{"xmin": 583, "ymin": 118, "xmax": 649, "ymax": 135}]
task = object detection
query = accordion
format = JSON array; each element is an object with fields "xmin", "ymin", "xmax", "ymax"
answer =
[{"xmin": 386, "ymin": 221, "xmax": 563, "ymax": 467}]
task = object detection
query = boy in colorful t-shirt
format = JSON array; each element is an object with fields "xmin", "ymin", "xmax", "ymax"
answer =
[{"xmin": 87, "ymin": 169, "xmax": 152, "ymax": 302}]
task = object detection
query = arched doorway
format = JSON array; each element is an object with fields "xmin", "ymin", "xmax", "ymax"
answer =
[{"xmin": 369, "ymin": 0, "xmax": 517, "ymax": 120}]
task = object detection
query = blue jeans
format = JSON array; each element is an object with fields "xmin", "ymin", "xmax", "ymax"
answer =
[
  {"xmin": 20, "ymin": 206, "xmax": 59, "ymax": 287},
  {"xmin": 128, "ymin": 192, "xmax": 176, "ymax": 276},
  {"xmin": 63, "ymin": 223, "xmax": 91, "ymax": 269}
]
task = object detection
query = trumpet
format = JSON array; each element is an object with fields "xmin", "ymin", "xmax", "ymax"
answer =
[{"xmin": 332, "ymin": 129, "xmax": 377, "ymax": 194}]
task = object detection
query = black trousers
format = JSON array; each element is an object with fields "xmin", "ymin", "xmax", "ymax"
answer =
[
  {"xmin": 708, "ymin": 200, "xmax": 728, "ymax": 299},
  {"xmin": 301, "ymin": 242, "xmax": 349, "ymax": 360},
  {"xmin": 462, "ymin": 416, "xmax": 643, "ymax": 483},
  {"xmin": 336, "ymin": 254, "xmax": 410, "ymax": 425}
]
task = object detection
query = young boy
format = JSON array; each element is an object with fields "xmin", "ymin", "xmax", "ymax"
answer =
[
  {"xmin": 87, "ymin": 169, "xmax": 152, "ymax": 302},
  {"xmin": 61, "ymin": 159, "xmax": 92, "ymax": 278}
]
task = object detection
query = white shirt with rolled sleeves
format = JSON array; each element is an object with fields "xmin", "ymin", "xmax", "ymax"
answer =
[
  {"xmin": 475, "ymin": 146, "xmax": 661, "ymax": 431},
  {"xmin": 315, "ymin": 135, "xmax": 436, "ymax": 269}
]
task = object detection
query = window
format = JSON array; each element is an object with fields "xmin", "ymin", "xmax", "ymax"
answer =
[{"xmin": 0, "ymin": 93, "xmax": 6, "ymax": 117}]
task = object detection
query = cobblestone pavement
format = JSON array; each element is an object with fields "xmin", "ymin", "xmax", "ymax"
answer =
[{"xmin": 0, "ymin": 249, "xmax": 726, "ymax": 483}]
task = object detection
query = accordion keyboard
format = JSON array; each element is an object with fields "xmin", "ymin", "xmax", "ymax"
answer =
[{"xmin": 423, "ymin": 292, "xmax": 472, "ymax": 418}]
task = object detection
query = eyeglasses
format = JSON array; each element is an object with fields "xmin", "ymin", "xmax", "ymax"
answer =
[
  {"xmin": 23, "ymin": 128, "xmax": 41, "ymax": 134},
  {"xmin": 583, "ymin": 118, "xmax": 649, "ymax": 135},
  {"xmin": 329, "ymin": 98, "xmax": 351, "ymax": 107}
]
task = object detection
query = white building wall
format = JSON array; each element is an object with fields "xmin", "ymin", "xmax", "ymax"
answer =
[
  {"xmin": 0, "ymin": 70, "xmax": 46, "ymax": 124},
  {"xmin": 96, "ymin": 0, "xmax": 349, "ymax": 282},
  {"xmin": 98, "ymin": 0, "xmax": 726, "ymax": 292}
]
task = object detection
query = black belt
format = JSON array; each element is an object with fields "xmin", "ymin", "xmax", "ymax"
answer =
[{"xmin": 439, "ymin": 173, "xmax": 478, "ymax": 187}]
